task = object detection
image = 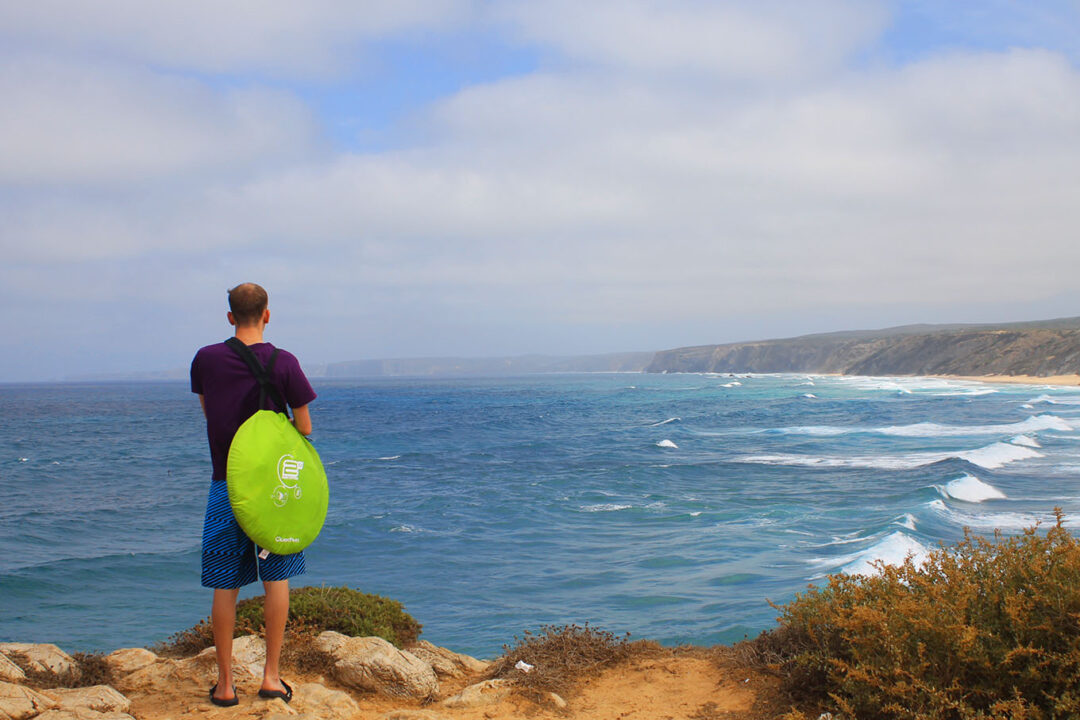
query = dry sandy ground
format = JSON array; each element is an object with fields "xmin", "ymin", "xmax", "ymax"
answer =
[
  {"xmin": 125, "ymin": 650, "xmax": 783, "ymax": 720},
  {"xmin": 937, "ymin": 373, "xmax": 1080, "ymax": 387}
]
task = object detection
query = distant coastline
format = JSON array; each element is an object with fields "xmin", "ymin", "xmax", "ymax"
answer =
[
  {"xmin": 57, "ymin": 316, "xmax": 1080, "ymax": 383},
  {"xmin": 646, "ymin": 316, "xmax": 1080, "ymax": 380}
]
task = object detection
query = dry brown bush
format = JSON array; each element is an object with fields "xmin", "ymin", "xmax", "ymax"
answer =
[
  {"xmin": 760, "ymin": 509, "xmax": 1080, "ymax": 719},
  {"xmin": 487, "ymin": 623, "xmax": 661, "ymax": 701}
]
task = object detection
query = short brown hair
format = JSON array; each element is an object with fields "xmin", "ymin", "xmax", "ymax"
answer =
[{"xmin": 228, "ymin": 283, "xmax": 268, "ymax": 325}]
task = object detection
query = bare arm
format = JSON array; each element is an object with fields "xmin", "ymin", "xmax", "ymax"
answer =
[
  {"xmin": 198, "ymin": 394, "xmax": 206, "ymax": 418},
  {"xmin": 292, "ymin": 404, "xmax": 312, "ymax": 436}
]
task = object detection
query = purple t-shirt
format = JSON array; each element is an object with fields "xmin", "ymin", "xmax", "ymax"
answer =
[{"xmin": 191, "ymin": 341, "xmax": 317, "ymax": 481}]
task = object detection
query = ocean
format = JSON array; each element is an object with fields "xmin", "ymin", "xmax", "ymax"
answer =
[{"xmin": 3, "ymin": 373, "xmax": 1080, "ymax": 658}]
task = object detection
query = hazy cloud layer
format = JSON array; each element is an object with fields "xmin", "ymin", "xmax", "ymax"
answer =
[{"xmin": 2, "ymin": 1, "xmax": 1079, "ymax": 380}]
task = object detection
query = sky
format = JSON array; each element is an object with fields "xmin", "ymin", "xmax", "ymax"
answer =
[{"xmin": 2, "ymin": 1, "xmax": 1079, "ymax": 381}]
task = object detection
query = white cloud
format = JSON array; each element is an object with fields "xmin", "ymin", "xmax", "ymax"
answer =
[
  {"xmin": 0, "ymin": 56, "xmax": 321, "ymax": 186},
  {"xmin": 0, "ymin": 0, "xmax": 473, "ymax": 76},
  {"xmin": 495, "ymin": 0, "xmax": 887, "ymax": 79},
  {"xmin": 5, "ymin": 2, "xmax": 1080, "ymax": 379}
]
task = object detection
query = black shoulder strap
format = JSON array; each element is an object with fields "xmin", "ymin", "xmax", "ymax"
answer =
[{"xmin": 225, "ymin": 337, "xmax": 287, "ymax": 413}]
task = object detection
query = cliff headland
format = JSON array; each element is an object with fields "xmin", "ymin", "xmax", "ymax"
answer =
[{"xmin": 647, "ymin": 316, "xmax": 1080, "ymax": 381}]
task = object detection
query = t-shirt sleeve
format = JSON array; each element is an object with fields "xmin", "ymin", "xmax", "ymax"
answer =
[
  {"xmin": 278, "ymin": 350, "xmax": 317, "ymax": 409},
  {"xmin": 190, "ymin": 350, "xmax": 204, "ymax": 394}
]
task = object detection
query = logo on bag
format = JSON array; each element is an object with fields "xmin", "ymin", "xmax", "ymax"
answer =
[{"xmin": 272, "ymin": 454, "xmax": 305, "ymax": 507}]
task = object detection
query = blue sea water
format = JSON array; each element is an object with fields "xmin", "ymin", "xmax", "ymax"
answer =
[{"xmin": 3, "ymin": 373, "xmax": 1080, "ymax": 658}]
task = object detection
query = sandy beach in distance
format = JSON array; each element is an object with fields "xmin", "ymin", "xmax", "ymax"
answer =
[{"xmin": 937, "ymin": 374, "xmax": 1080, "ymax": 387}]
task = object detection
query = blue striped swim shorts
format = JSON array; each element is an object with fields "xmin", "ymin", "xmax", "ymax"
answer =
[{"xmin": 201, "ymin": 480, "xmax": 306, "ymax": 589}]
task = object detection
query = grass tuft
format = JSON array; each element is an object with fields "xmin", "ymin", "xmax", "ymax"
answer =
[{"xmin": 155, "ymin": 585, "xmax": 421, "ymax": 658}]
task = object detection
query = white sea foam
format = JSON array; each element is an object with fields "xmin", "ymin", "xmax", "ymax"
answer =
[
  {"xmin": 775, "ymin": 414, "xmax": 1071, "ymax": 438},
  {"xmin": 738, "ymin": 453, "xmax": 943, "ymax": 470},
  {"xmin": 957, "ymin": 442, "xmax": 1042, "ymax": 469},
  {"xmin": 1021, "ymin": 404, "xmax": 1035, "ymax": 409},
  {"xmin": 836, "ymin": 376, "xmax": 1000, "ymax": 397},
  {"xmin": 1010, "ymin": 434, "xmax": 1041, "ymax": 448},
  {"xmin": 940, "ymin": 474, "xmax": 1006, "ymax": 503},
  {"xmin": 657, "ymin": 439, "xmax": 678, "ymax": 449},
  {"xmin": 581, "ymin": 503, "xmax": 632, "ymax": 512},
  {"xmin": 774, "ymin": 425, "xmax": 853, "ymax": 436},
  {"xmin": 390, "ymin": 525, "xmax": 416, "ymax": 533},
  {"xmin": 650, "ymin": 417, "xmax": 681, "ymax": 427},
  {"xmin": 927, "ymin": 500, "xmax": 1043, "ymax": 531},
  {"xmin": 802, "ymin": 393, "xmax": 817, "ymax": 399},
  {"xmin": 378, "ymin": 455, "xmax": 401, "ymax": 461},
  {"xmin": 895, "ymin": 513, "xmax": 917, "ymax": 530},
  {"xmin": 740, "ymin": 441, "xmax": 1041, "ymax": 470},
  {"xmin": 1027, "ymin": 394, "xmax": 1080, "ymax": 405},
  {"xmin": 722, "ymin": 382, "xmax": 741, "ymax": 388},
  {"xmin": 689, "ymin": 511, "xmax": 702, "ymax": 517},
  {"xmin": 880, "ymin": 414, "xmax": 1071, "ymax": 437},
  {"xmin": 934, "ymin": 388, "xmax": 998, "ymax": 397},
  {"xmin": 814, "ymin": 532, "xmax": 932, "ymax": 576}
]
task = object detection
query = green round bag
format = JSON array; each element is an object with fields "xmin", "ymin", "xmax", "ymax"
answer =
[{"xmin": 226, "ymin": 410, "xmax": 328, "ymax": 555}]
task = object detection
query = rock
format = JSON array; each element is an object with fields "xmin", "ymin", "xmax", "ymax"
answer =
[
  {"xmin": 0, "ymin": 680, "xmax": 58, "ymax": 720},
  {"xmin": 314, "ymin": 632, "xmax": 438, "ymax": 700},
  {"xmin": 0, "ymin": 655, "xmax": 25, "ymax": 684},
  {"xmin": 0, "ymin": 643, "xmax": 78, "ymax": 680},
  {"xmin": 291, "ymin": 682, "xmax": 361, "ymax": 718},
  {"xmin": 34, "ymin": 711, "xmax": 135, "ymax": 720},
  {"xmin": 405, "ymin": 641, "xmax": 489, "ymax": 679},
  {"xmin": 42, "ymin": 686, "xmax": 130, "ymax": 714},
  {"xmin": 380, "ymin": 711, "xmax": 448, "ymax": 720},
  {"xmin": 103, "ymin": 649, "xmax": 157, "ymax": 677},
  {"xmin": 195, "ymin": 634, "xmax": 266, "ymax": 678},
  {"xmin": 440, "ymin": 679, "xmax": 510, "ymax": 709},
  {"xmin": 261, "ymin": 698, "xmax": 298, "ymax": 716},
  {"xmin": 111, "ymin": 659, "xmax": 190, "ymax": 695}
]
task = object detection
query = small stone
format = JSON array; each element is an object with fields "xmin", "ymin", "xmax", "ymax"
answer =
[
  {"xmin": 441, "ymin": 679, "xmax": 510, "ymax": 709},
  {"xmin": 545, "ymin": 692, "xmax": 568, "ymax": 709}
]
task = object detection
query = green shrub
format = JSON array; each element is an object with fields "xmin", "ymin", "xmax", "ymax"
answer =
[
  {"xmin": 157, "ymin": 585, "xmax": 421, "ymax": 656},
  {"xmin": 765, "ymin": 510, "xmax": 1080, "ymax": 719}
]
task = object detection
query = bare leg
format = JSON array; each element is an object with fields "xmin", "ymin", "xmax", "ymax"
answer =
[
  {"xmin": 211, "ymin": 588, "xmax": 240, "ymax": 701},
  {"xmin": 261, "ymin": 580, "xmax": 289, "ymax": 693}
]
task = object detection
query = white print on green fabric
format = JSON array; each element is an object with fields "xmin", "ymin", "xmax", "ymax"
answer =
[{"xmin": 272, "ymin": 454, "xmax": 304, "ymax": 507}]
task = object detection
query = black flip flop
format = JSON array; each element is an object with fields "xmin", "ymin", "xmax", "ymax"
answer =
[
  {"xmin": 258, "ymin": 679, "xmax": 292, "ymax": 704},
  {"xmin": 209, "ymin": 684, "xmax": 239, "ymax": 707}
]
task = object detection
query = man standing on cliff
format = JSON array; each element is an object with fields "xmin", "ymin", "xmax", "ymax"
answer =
[{"xmin": 190, "ymin": 283, "xmax": 316, "ymax": 706}]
